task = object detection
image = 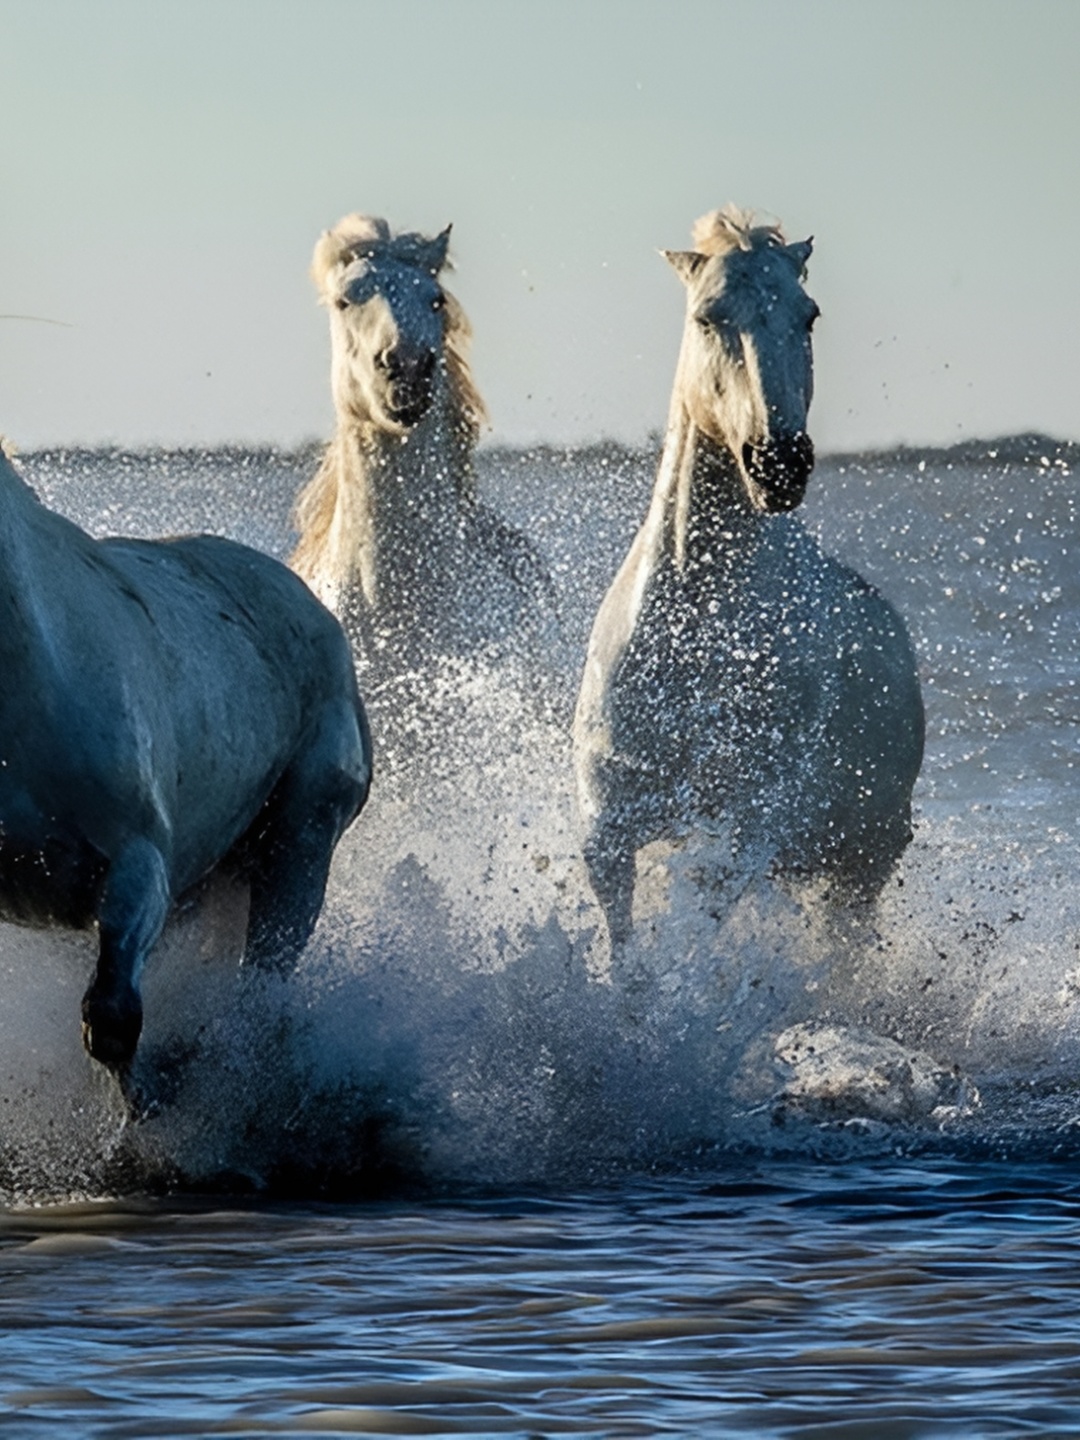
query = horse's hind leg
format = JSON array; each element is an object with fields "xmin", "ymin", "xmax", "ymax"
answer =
[
  {"xmin": 243, "ymin": 702, "xmax": 370, "ymax": 974},
  {"xmin": 81, "ymin": 838, "xmax": 171, "ymax": 1069}
]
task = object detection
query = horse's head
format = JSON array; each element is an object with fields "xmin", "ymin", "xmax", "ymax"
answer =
[
  {"xmin": 313, "ymin": 214, "xmax": 453, "ymax": 435},
  {"xmin": 664, "ymin": 207, "xmax": 818, "ymax": 513}
]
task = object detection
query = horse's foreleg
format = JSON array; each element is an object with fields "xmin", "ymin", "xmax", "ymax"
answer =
[
  {"xmin": 82, "ymin": 838, "xmax": 171, "ymax": 1069},
  {"xmin": 583, "ymin": 820, "xmax": 636, "ymax": 956},
  {"xmin": 244, "ymin": 703, "xmax": 370, "ymax": 974}
]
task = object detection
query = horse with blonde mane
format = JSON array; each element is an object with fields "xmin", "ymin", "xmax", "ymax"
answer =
[
  {"xmin": 0, "ymin": 440, "xmax": 371, "ymax": 1079},
  {"xmin": 573, "ymin": 207, "xmax": 924, "ymax": 954},
  {"xmin": 291, "ymin": 214, "xmax": 557, "ymax": 672}
]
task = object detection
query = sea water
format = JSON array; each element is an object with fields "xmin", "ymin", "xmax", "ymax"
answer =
[{"xmin": 0, "ymin": 438, "xmax": 1078, "ymax": 1434}]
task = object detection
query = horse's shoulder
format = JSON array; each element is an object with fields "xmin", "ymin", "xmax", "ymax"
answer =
[
  {"xmin": 579, "ymin": 538, "xmax": 682, "ymax": 725},
  {"xmin": 794, "ymin": 538, "xmax": 903, "ymax": 623},
  {"xmin": 473, "ymin": 506, "xmax": 538, "ymax": 568},
  {"xmin": 837, "ymin": 563, "xmax": 911, "ymax": 639},
  {"xmin": 819, "ymin": 558, "xmax": 921, "ymax": 706},
  {"xmin": 472, "ymin": 506, "xmax": 558, "ymax": 607}
]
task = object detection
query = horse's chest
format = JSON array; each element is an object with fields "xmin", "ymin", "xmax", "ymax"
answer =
[
  {"xmin": 607, "ymin": 570, "xmax": 840, "ymax": 826},
  {"xmin": 626, "ymin": 583, "xmax": 825, "ymax": 728}
]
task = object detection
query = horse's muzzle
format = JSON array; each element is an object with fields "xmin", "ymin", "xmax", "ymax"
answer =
[
  {"xmin": 381, "ymin": 347, "xmax": 437, "ymax": 428},
  {"xmin": 385, "ymin": 389, "xmax": 433, "ymax": 428},
  {"xmin": 743, "ymin": 433, "xmax": 815, "ymax": 513}
]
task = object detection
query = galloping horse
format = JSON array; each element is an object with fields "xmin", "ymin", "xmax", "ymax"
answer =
[
  {"xmin": 573, "ymin": 207, "xmax": 924, "ymax": 953},
  {"xmin": 291, "ymin": 214, "xmax": 557, "ymax": 670},
  {"xmin": 0, "ymin": 443, "xmax": 371, "ymax": 1072}
]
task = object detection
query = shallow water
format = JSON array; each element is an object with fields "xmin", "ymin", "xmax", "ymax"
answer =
[
  {"xmin": 2, "ymin": 436, "xmax": 1080, "ymax": 1431},
  {"xmin": 4, "ymin": 1161, "xmax": 1080, "ymax": 1435}
]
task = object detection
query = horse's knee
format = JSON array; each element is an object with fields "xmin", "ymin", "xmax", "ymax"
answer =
[
  {"xmin": 825, "ymin": 817, "xmax": 910, "ymax": 903},
  {"xmin": 243, "ymin": 867, "xmax": 327, "ymax": 974},
  {"xmin": 240, "ymin": 702, "xmax": 369, "ymax": 974},
  {"xmin": 98, "ymin": 838, "xmax": 172, "ymax": 952}
]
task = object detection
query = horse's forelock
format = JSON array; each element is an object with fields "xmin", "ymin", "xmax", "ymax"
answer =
[
  {"xmin": 311, "ymin": 214, "xmax": 391, "ymax": 297},
  {"xmin": 312, "ymin": 215, "xmax": 456, "ymax": 301},
  {"xmin": 691, "ymin": 205, "xmax": 786, "ymax": 258}
]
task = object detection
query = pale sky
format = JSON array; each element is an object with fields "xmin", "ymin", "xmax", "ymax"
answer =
[{"xmin": 1, "ymin": 0, "xmax": 1077, "ymax": 451}]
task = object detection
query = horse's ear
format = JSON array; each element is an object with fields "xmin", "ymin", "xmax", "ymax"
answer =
[
  {"xmin": 422, "ymin": 225, "xmax": 453, "ymax": 275},
  {"xmin": 785, "ymin": 238, "xmax": 813, "ymax": 275},
  {"xmin": 662, "ymin": 249, "xmax": 708, "ymax": 285}
]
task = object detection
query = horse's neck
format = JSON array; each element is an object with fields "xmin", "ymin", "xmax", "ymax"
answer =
[
  {"xmin": 336, "ymin": 386, "xmax": 474, "ymax": 613},
  {"xmin": 645, "ymin": 402, "xmax": 763, "ymax": 578}
]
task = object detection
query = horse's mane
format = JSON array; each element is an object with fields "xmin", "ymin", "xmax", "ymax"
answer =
[{"xmin": 690, "ymin": 204, "xmax": 786, "ymax": 257}]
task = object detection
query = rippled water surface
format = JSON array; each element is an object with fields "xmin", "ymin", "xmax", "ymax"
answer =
[
  {"xmin": 3, "ymin": 439, "xmax": 1080, "ymax": 1432},
  {"xmin": 5, "ymin": 1161, "xmax": 1080, "ymax": 1436}
]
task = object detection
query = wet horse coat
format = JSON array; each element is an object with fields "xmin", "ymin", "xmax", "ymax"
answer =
[
  {"xmin": 0, "ymin": 446, "xmax": 371, "ymax": 1071},
  {"xmin": 573, "ymin": 208, "xmax": 924, "ymax": 951}
]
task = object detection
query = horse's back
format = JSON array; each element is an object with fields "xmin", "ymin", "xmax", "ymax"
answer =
[{"xmin": 106, "ymin": 533, "xmax": 354, "ymax": 695}]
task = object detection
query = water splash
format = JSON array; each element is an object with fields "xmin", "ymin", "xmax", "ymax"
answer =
[{"xmin": 2, "ymin": 440, "xmax": 1079, "ymax": 1200}]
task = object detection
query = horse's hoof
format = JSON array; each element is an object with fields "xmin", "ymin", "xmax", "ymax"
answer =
[
  {"xmin": 82, "ymin": 1019, "xmax": 139, "ymax": 1070},
  {"xmin": 81, "ymin": 993, "xmax": 143, "ymax": 1070}
]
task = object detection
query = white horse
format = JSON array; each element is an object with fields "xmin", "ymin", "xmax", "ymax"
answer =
[
  {"xmin": 573, "ymin": 207, "xmax": 924, "ymax": 952},
  {"xmin": 291, "ymin": 214, "xmax": 558, "ymax": 670},
  {"xmin": 0, "ymin": 441, "xmax": 371, "ymax": 1075}
]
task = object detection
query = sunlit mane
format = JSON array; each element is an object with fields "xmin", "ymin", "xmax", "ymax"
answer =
[
  {"xmin": 310, "ymin": 213, "xmax": 392, "ymax": 290},
  {"xmin": 690, "ymin": 204, "xmax": 785, "ymax": 256}
]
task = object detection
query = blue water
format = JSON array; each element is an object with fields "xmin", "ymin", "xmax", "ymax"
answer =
[
  {"xmin": 1, "ymin": 437, "xmax": 1079, "ymax": 1433},
  {"xmin": 3, "ymin": 1162, "xmax": 1080, "ymax": 1435}
]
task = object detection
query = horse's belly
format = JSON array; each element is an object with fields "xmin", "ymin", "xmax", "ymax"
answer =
[{"xmin": 0, "ymin": 835, "xmax": 103, "ymax": 930}]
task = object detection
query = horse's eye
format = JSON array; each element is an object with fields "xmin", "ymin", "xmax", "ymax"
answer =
[
  {"xmin": 335, "ymin": 298, "xmax": 349, "ymax": 312},
  {"xmin": 695, "ymin": 312, "xmax": 712, "ymax": 331}
]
